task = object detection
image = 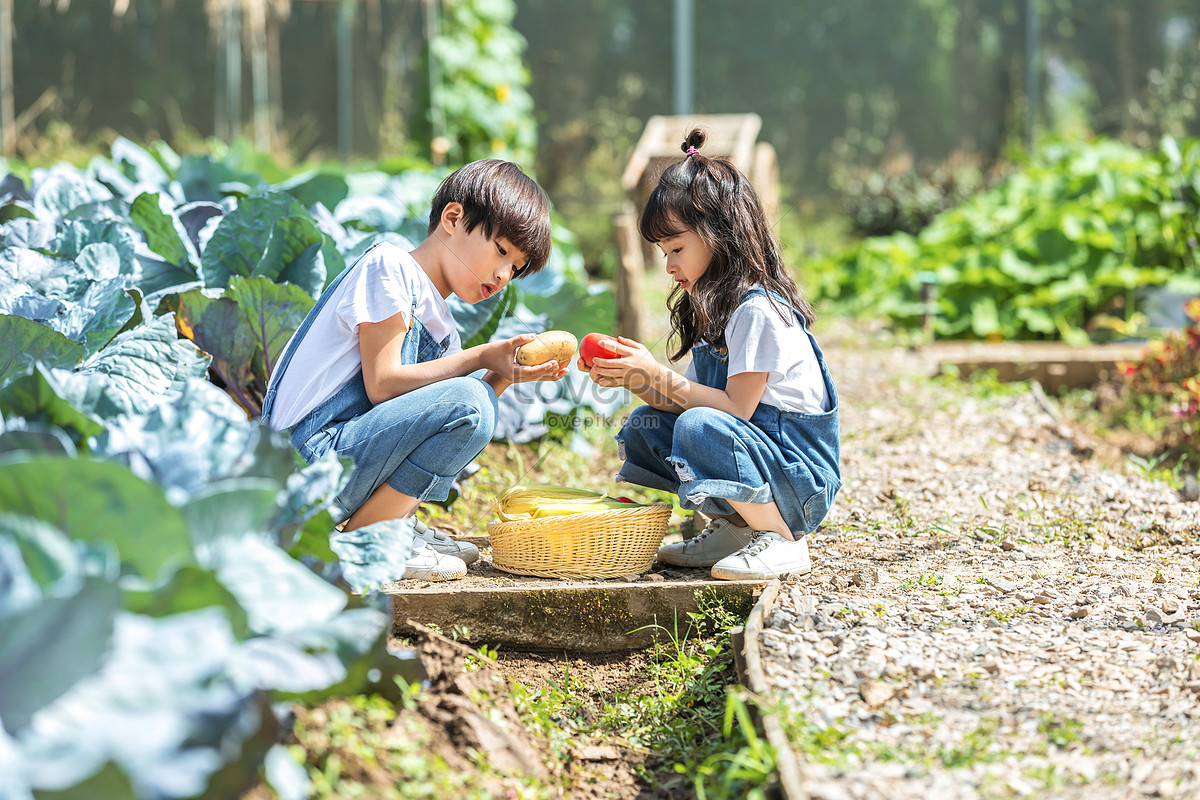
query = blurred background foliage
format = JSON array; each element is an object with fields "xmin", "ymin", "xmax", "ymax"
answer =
[
  {"xmin": 9, "ymin": 1, "xmax": 1200, "ymax": 243},
  {"xmin": 6, "ymin": 0, "xmax": 1200, "ymax": 345}
]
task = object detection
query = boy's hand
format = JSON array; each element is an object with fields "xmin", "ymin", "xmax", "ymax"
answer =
[
  {"xmin": 586, "ymin": 336, "xmax": 662, "ymax": 393},
  {"xmin": 488, "ymin": 334, "xmax": 569, "ymax": 383}
]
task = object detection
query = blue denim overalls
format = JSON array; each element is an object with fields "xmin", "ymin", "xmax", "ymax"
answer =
[
  {"xmin": 262, "ymin": 246, "xmax": 498, "ymax": 522},
  {"xmin": 615, "ymin": 288, "xmax": 841, "ymax": 535}
]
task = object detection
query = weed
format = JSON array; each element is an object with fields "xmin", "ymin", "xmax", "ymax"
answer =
[
  {"xmin": 939, "ymin": 718, "xmax": 1000, "ymax": 768},
  {"xmin": 1039, "ymin": 714, "xmax": 1086, "ymax": 749},
  {"xmin": 899, "ymin": 573, "xmax": 944, "ymax": 592},
  {"xmin": 984, "ymin": 605, "xmax": 1031, "ymax": 622}
]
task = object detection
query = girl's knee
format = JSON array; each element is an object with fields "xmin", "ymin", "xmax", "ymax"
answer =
[
  {"xmin": 675, "ymin": 406, "xmax": 730, "ymax": 439},
  {"xmin": 620, "ymin": 405, "xmax": 667, "ymax": 442}
]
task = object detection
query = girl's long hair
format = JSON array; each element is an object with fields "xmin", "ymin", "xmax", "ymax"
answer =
[{"xmin": 639, "ymin": 129, "xmax": 815, "ymax": 361}]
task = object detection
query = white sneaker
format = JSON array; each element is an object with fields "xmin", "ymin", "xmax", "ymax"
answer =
[
  {"xmin": 656, "ymin": 518, "xmax": 755, "ymax": 567},
  {"xmin": 401, "ymin": 543, "xmax": 467, "ymax": 581},
  {"xmin": 413, "ymin": 518, "xmax": 479, "ymax": 565},
  {"xmin": 710, "ymin": 531, "xmax": 811, "ymax": 581}
]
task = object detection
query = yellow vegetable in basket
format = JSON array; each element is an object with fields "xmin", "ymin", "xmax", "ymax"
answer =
[{"xmin": 493, "ymin": 484, "xmax": 641, "ymax": 522}]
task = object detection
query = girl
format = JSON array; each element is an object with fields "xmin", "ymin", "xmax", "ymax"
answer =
[{"xmin": 583, "ymin": 130, "xmax": 840, "ymax": 581}]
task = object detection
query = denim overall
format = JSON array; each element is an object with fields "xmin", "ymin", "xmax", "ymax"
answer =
[
  {"xmin": 261, "ymin": 247, "xmax": 498, "ymax": 522},
  {"xmin": 615, "ymin": 288, "xmax": 841, "ymax": 535}
]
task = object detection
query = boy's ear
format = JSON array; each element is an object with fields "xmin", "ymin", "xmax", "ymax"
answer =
[{"xmin": 438, "ymin": 202, "xmax": 464, "ymax": 236}]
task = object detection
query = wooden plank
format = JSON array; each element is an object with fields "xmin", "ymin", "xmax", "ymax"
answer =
[
  {"xmin": 388, "ymin": 579, "xmax": 766, "ymax": 653},
  {"xmin": 741, "ymin": 579, "xmax": 808, "ymax": 800}
]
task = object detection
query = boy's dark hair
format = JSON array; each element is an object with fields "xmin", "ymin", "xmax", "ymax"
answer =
[
  {"xmin": 428, "ymin": 159, "xmax": 552, "ymax": 274},
  {"xmin": 640, "ymin": 129, "xmax": 815, "ymax": 361}
]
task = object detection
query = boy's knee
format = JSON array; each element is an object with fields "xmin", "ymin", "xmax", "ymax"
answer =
[{"xmin": 444, "ymin": 377, "xmax": 497, "ymax": 437}]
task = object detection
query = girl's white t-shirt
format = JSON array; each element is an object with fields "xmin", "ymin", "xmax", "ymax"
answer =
[
  {"xmin": 266, "ymin": 243, "xmax": 462, "ymax": 431},
  {"xmin": 684, "ymin": 292, "xmax": 831, "ymax": 415}
]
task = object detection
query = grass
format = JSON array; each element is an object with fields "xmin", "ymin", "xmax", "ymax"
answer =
[{"xmin": 508, "ymin": 594, "xmax": 778, "ymax": 797}]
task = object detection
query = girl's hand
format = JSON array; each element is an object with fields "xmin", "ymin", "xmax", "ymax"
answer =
[
  {"xmin": 487, "ymin": 334, "xmax": 569, "ymax": 383},
  {"xmin": 586, "ymin": 336, "xmax": 662, "ymax": 392}
]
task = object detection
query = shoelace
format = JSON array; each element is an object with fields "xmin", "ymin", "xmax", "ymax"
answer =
[
  {"xmin": 740, "ymin": 533, "xmax": 779, "ymax": 557},
  {"xmin": 686, "ymin": 523, "xmax": 724, "ymax": 546}
]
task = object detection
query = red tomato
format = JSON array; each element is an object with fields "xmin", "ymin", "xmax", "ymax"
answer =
[{"xmin": 579, "ymin": 332, "xmax": 620, "ymax": 367}]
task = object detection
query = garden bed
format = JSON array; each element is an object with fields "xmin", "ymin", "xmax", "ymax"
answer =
[{"xmin": 922, "ymin": 340, "xmax": 1146, "ymax": 392}]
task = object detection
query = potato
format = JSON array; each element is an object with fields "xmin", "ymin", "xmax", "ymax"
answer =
[{"xmin": 515, "ymin": 330, "xmax": 578, "ymax": 366}]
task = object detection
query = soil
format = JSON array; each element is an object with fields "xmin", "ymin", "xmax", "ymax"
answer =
[{"xmin": 286, "ymin": 624, "xmax": 678, "ymax": 799}]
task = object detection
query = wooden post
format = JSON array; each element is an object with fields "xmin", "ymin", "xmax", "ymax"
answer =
[
  {"xmin": 248, "ymin": 0, "xmax": 271, "ymax": 152},
  {"xmin": 227, "ymin": 0, "xmax": 243, "ymax": 141},
  {"xmin": 0, "ymin": 0, "xmax": 12, "ymax": 158},
  {"xmin": 614, "ymin": 207, "xmax": 645, "ymax": 342},
  {"xmin": 337, "ymin": 0, "xmax": 355, "ymax": 160}
]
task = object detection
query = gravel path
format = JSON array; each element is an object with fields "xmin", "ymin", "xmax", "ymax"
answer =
[{"xmin": 757, "ymin": 334, "xmax": 1200, "ymax": 800}]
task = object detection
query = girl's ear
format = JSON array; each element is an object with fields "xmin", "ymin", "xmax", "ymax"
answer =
[{"xmin": 438, "ymin": 201, "xmax": 464, "ymax": 236}]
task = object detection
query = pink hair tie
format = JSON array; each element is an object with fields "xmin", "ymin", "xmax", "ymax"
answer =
[{"xmin": 686, "ymin": 146, "xmax": 700, "ymax": 157}]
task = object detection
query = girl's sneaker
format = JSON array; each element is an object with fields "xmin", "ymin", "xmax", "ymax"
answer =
[
  {"xmin": 656, "ymin": 518, "xmax": 755, "ymax": 567},
  {"xmin": 710, "ymin": 531, "xmax": 811, "ymax": 581},
  {"xmin": 402, "ymin": 543, "xmax": 468, "ymax": 581},
  {"xmin": 413, "ymin": 518, "xmax": 479, "ymax": 565}
]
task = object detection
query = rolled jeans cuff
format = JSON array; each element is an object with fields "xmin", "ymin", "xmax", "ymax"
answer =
[
  {"xmin": 615, "ymin": 462, "xmax": 679, "ymax": 493},
  {"xmin": 676, "ymin": 477, "xmax": 774, "ymax": 516},
  {"xmin": 384, "ymin": 460, "xmax": 457, "ymax": 503}
]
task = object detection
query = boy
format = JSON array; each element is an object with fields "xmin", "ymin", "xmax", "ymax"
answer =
[{"xmin": 262, "ymin": 160, "xmax": 565, "ymax": 581}]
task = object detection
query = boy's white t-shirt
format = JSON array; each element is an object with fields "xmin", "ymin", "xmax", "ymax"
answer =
[
  {"xmin": 684, "ymin": 292, "xmax": 831, "ymax": 415},
  {"xmin": 267, "ymin": 243, "xmax": 462, "ymax": 431}
]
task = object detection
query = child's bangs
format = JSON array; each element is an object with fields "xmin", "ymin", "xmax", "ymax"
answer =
[
  {"xmin": 492, "ymin": 187, "xmax": 552, "ymax": 273},
  {"xmin": 638, "ymin": 188, "xmax": 688, "ymax": 244}
]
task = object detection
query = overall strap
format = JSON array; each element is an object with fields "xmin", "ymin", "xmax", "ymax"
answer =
[{"xmin": 260, "ymin": 245, "xmax": 376, "ymax": 423}]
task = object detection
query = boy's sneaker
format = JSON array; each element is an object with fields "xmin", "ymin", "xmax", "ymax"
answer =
[
  {"xmin": 402, "ymin": 543, "xmax": 467, "ymax": 581},
  {"xmin": 710, "ymin": 531, "xmax": 811, "ymax": 581},
  {"xmin": 656, "ymin": 518, "xmax": 755, "ymax": 568},
  {"xmin": 413, "ymin": 518, "xmax": 479, "ymax": 565}
]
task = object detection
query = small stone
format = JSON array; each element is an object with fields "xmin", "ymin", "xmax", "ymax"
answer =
[
  {"xmin": 1153, "ymin": 571, "xmax": 1168, "ymax": 585},
  {"xmin": 643, "ymin": 573, "xmax": 665, "ymax": 582},
  {"xmin": 618, "ymin": 573, "xmax": 640, "ymax": 582},
  {"xmin": 1068, "ymin": 606, "xmax": 1090, "ymax": 619},
  {"xmin": 1162, "ymin": 597, "xmax": 1181, "ymax": 614},
  {"xmin": 816, "ymin": 638, "xmax": 839, "ymax": 657},
  {"xmin": 1156, "ymin": 654, "xmax": 1178, "ymax": 673},
  {"xmin": 1145, "ymin": 607, "xmax": 1184, "ymax": 626},
  {"xmin": 1001, "ymin": 538, "xmax": 1017, "ymax": 551},
  {"xmin": 1075, "ymin": 566, "xmax": 1089, "ymax": 574},
  {"xmin": 579, "ymin": 745, "xmax": 620, "ymax": 761},
  {"xmin": 1007, "ymin": 551, "xmax": 1028, "ymax": 561},
  {"xmin": 859, "ymin": 680, "xmax": 903, "ymax": 708},
  {"xmin": 1184, "ymin": 628, "xmax": 1200, "ymax": 642},
  {"xmin": 986, "ymin": 576, "xmax": 1018, "ymax": 593}
]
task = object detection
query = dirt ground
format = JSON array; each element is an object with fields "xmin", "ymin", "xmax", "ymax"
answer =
[{"xmin": 299, "ymin": 624, "xmax": 674, "ymax": 799}]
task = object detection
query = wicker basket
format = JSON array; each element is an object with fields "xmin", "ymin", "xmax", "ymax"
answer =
[{"xmin": 487, "ymin": 502, "xmax": 673, "ymax": 579}]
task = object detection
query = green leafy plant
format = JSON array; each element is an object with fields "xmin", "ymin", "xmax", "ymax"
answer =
[
  {"xmin": 813, "ymin": 136, "xmax": 1200, "ymax": 343},
  {"xmin": 430, "ymin": 0, "xmax": 537, "ymax": 165},
  {"xmin": 0, "ymin": 136, "xmax": 607, "ymax": 797}
]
